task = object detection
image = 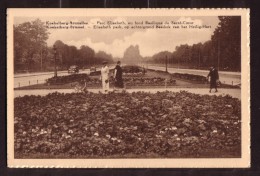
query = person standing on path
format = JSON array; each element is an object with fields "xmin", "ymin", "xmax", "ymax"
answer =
[
  {"xmin": 114, "ymin": 61, "xmax": 124, "ymax": 91},
  {"xmin": 101, "ymin": 61, "xmax": 109, "ymax": 93},
  {"xmin": 207, "ymin": 66, "xmax": 219, "ymax": 93}
]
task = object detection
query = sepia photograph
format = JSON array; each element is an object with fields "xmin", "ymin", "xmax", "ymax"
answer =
[{"xmin": 7, "ymin": 9, "xmax": 250, "ymax": 168}]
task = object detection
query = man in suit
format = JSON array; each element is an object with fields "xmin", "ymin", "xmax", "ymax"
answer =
[{"xmin": 207, "ymin": 66, "xmax": 219, "ymax": 93}]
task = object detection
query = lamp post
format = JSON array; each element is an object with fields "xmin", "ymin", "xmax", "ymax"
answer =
[
  {"xmin": 198, "ymin": 47, "xmax": 201, "ymax": 69},
  {"xmin": 53, "ymin": 45, "xmax": 57, "ymax": 77},
  {"xmin": 165, "ymin": 55, "xmax": 168, "ymax": 73},
  {"xmin": 217, "ymin": 38, "xmax": 220, "ymax": 71}
]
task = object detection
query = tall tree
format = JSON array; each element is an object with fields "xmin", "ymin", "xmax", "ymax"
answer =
[
  {"xmin": 211, "ymin": 16, "xmax": 241, "ymax": 71},
  {"xmin": 151, "ymin": 51, "xmax": 173, "ymax": 64},
  {"xmin": 95, "ymin": 51, "xmax": 113, "ymax": 63},
  {"xmin": 14, "ymin": 19, "xmax": 49, "ymax": 71},
  {"xmin": 79, "ymin": 45, "xmax": 95, "ymax": 66}
]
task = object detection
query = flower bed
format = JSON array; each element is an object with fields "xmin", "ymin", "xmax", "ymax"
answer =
[
  {"xmin": 124, "ymin": 77, "xmax": 176, "ymax": 87},
  {"xmin": 14, "ymin": 91, "xmax": 241, "ymax": 158},
  {"xmin": 122, "ymin": 65, "xmax": 144, "ymax": 73},
  {"xmin": 89, "ymin": 71, "xmax": 101, "ymax": 76},
  {"xmin": 121, "ymin": 65, "xmax": 145, "ymax": 77},
  {"xmin": 172, "ymin": 73, "xmax": 207, "ymax": 83},
  {"xmin": 46, "ymin": 74, "xmax": 176, "ymax": 87},
  {"xmin": 46, "ymin": 74, "xmax": 94, "ymax": 85},
  {"xmin": 123, "ymin": 72, "xmax": 144, "ymax": 77}
]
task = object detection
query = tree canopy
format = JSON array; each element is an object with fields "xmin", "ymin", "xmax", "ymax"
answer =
[
  {"xmin": 14, "ymin": 19, "xmax": 49, "ymax": 71},
  {"xmin": 148, "ymin": 16, "xmax": 241, "ymax": 71},
  {"xmin": 14, "ymin": 17, "xmax": 241, "ymax": 72},
  {"xmin": 13, "ymin": 19, "xmax": 114, "ymax": 72}
]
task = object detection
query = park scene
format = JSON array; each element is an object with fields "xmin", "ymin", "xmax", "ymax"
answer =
[{"xmin": 13, "ymin": 15, "xmax": 241, "ymax": 158}]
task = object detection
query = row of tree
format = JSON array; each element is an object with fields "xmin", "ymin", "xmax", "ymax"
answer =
[
  {"xmin": 53, "ymin": 40, "xmax": 113, "ymax": 69},
  {"xmin": 148, "ymin": 16, "xmax": 241, "ymax": 71},
  {"xmin": 14, "ymin": 16, "xmax": 241, "ymax": 72},
  {"xmin": 14, "ymin": 19, "xmax": 114, "ymax": 72},
  {"xmin": 14, "ymin": 19, "xmax": 49, "ymax": 72}
]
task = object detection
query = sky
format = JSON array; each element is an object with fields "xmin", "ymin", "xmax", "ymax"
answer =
[{"xmin": 15, "ymin": 16, "xmax": 219, "ymax": 58}]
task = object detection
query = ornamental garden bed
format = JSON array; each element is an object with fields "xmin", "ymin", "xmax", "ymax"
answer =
[
  {"xmin": 14, "ymin": 91, "xmax": 241, "ymax": 158},
  {"xmin": 122, "ymin": 65, "xmax": 145, "ymax": 77},
  {"xmin": 147, "ymin": 70, "xmax": 208, "ymax": 84},
  {"xmin": 46, "ymin": 74, "xmax": 100, "ymax": 86},
  {"xmin": 124, "ymin": 77, "xmax": 176, "ymax": 88},
  {"xmin": 17, "ymin": 71, "xmax": 179, "ymax": 90},
  {"xmin": 45, "ymin": 75, "xmax": 177, "ymax": 88},
  {"xmin": 171, "ymin": 73, "xmax": 208, "ymax": 83},
  {"xmin": 122, "ymin": 65, "xmax": 144, "ymax": 73}
]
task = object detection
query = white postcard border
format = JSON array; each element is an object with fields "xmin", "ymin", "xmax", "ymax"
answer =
[{"xmin": 7, "ymin": 8, "xmax": 250, "ymax": 168}]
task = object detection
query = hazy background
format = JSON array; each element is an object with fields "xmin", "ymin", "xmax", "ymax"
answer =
[{"xmin": 15, "ymin": 16, "xmax": 219, "ymax": 58}]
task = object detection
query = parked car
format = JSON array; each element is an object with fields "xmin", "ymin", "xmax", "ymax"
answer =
[
  {"xmin": 68, "ymin": 65, "xmax": 79, "ymax": 74},
  {"xmin": 90, "ymin": 67, "xmax": 96, "ymax": 72}
]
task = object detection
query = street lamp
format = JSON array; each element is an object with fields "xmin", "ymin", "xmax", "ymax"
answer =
[
  {"xmin": 53, "ymin": 45, "xmax": 57, "ymax": 77},
  {"xmin": 217, "ymin": 37, "xmax": 220, "ymax": 71},
  {"xmin": 198, "ymin": 47, "xmax": 201, "ymax": 69},
  {"xmin": 165, "ymin": 55, "xmax": 168, "ymax": 73}
]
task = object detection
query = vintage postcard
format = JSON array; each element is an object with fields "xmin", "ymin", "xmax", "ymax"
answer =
[{"xmin": 7, "ymin": 8, "xmax": 250, "ymax": 168}]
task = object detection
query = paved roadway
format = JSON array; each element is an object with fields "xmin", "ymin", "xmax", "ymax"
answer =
[
  {"xmin": 13, "ymin": 65, "xmax": 116, "ymax": 88},
  {"xmin": 14, "ymin": 69, "xmax": 91, "ymax": 88},
  {"xmin": 14, "ymin": 65, "xmax": 241, "ymax": 88}
]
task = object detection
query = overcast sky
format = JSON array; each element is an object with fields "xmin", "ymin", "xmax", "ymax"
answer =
[{"xmin": 15, "ymin": 16, "xmax": 219, "ymax": 58}]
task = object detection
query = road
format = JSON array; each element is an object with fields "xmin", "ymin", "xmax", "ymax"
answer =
[
  {"xmin": 14, "ymin": 65, "xmax": 241, "ymax": 88},
  {"xmin": 14, "ymin": 69, "xmax": 91, "ymax": 88},
  {"xmin": 13, "ymin": 65, "xmax": 117, "ymax": 88}
]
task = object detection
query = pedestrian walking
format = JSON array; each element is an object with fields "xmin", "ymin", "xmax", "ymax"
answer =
[
  {"xmin": 207, "ymin": 66, "xmax": 219, "ymax": 93},
  {"xmin": 101, "ymin": 61, "xmax": 109, "ymax": 93},
  {"xmin": 114, "ymin": 61, "xmax": 124, "ymax": 91}
]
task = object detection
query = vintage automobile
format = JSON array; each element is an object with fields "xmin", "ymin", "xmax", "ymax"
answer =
[
  {"xmin": 90, "ymin": 67, "xmax": 96, "ymax": 72},
  {"xmin": 68, "ymin": 65, "xmax": 79, "ymax": 74}
]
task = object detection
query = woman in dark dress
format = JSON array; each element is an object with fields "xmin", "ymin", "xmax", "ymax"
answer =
[
  {"xmin": 114, "ymin": 61, "xmax": 124, "ymax": 89},
  {"xmin": 207, "ymin": 66, "xmax": 219, "ymax": 93}
]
